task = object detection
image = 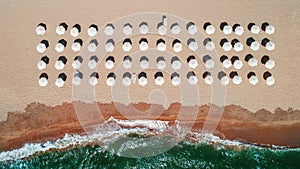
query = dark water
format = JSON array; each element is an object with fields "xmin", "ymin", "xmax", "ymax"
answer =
[{"xmin": 1, "ymin": 142, "xmax": 300, "ymax": 169}]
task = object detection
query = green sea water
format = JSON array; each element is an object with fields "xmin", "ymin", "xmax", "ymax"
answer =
[{"xmin": 1, "ymin": 142, "xmax": 300, "ymax": 169}]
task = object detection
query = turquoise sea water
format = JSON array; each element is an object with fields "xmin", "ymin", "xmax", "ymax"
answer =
[{"xmin": 1, "ymin": 142, "xmax": 300, "ymax": 169}]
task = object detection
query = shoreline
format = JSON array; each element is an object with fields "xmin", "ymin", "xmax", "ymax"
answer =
[{"xmin": 0, "ymin": 102, "xmax": 299, "ymax": 152}]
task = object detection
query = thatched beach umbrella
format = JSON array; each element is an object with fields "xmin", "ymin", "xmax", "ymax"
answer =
[
  {"xmin": 88, "ymin": 55, "xmax": 99, "ymax": 70},
  {"xmin": 232, "ymin": 23, "xmax": 244, "ymax": 36},
  {"xmin": 72, "ymin": 55, "xmax": 83, "ymax": 69},
  {"xmin": 138, "ymin": 72, "xmax": 147, "ymax": 86},
  {"xmin": 36, "ymin": 39, "xmax": 49, "ymax": 53},
  {"xmin": 89, "ymin": 72, "xmax": 99, "ymax": 86},
  {"xmin": 122, "ymin": 55, "xmax": 132, "ymax": 69},
  {"xmin": 55, "ymin": 56, "xmax": 67, "ymax": 70},
  {"xmin": 187, "ymin": 55, "xmax": 198, "ymax": 69},
  {"xmin": 37, "ymin": 56, "xmax": 49, "ymax": 70},
  {"xmin": 106, "ymin": 72, "xmax": 116, "ymax": 86},
  {"xmin": 70, "ymin": 24, "xmax": 81, "ymax": 37},
  {"xmin": 171, "ymin": 56, "xmax": 182, "ymax": 70},
  {"xmin": 203, "ymin": 22, "xmax": 215, "ymax": 35},
  {"xmin": 87, "ymin": 24, "xmax": 98, "ymax": 37},
  {"xmin": 56, "ymin": 22, "xmax": 68, "ymax": 35},
  {"xmin": 244, "ymin": 54, "xmax": 258, "ymax": 67},
  {"xmin": 248, "ymin": 22, "xmax": 260, "ymax": 34},
  {"xmin": 38, "ymin": 73, "xmax": 48, "ymax": 87},
  {"xmin": 36, "ymin": 23, "xmax": 47, "ymax": 35},
  {"xmin": 140, "ymin": 56, "xmax": 149, "ymax": 69},
  {"xmin": 171, "ymin": 72, "xmax": 181, "ymax": 86},
  {"xmin": 55, "ymin": 73, "xmax": 67, "ymax": 88},
  {"xmin": 220, "ymin": 22, "xmax": 232, "ymax": 35},
  {"xmin": 154, "ymin": 71, "xmax": 165, "ymax": 86},
  {"xmin": 220, "ymin": 55, "xmax": 232, "ymax": 69},
  {"xmin": 186, "ymin": 71, "xmax": 198, "ymax": 85}
]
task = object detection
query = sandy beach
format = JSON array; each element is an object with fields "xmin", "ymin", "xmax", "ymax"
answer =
[
  {"xmin": 0, "ymin": 0, "xmax": 299, "ymax": 153},
  {"xmin": 0, "ymin": 102, "xmax": 299, "ymax": 151}
]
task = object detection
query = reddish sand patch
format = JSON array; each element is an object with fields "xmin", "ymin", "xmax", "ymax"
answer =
[{"xmin": 0, "ymin": 102, "xmax": 299, "ymax": 151}]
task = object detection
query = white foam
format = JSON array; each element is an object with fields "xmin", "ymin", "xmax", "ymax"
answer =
[
  {"xmin": 89, "ymin": 77, "xmax": 98, "ymax": 86},
  {"xmin": 266, "ymin": 76, "xmax": 275, "ymax": 86},
  {"xmin": 171, "ymin": 24, "xmax": 181, "ymax": 34},
  {"xmin": 205, "ymin": 59, "xmax": 215, "ymax": 69},
  {"xmin": 72, "ymin": 60, "xmax": 82, "ymax": 69},
  {"xmin": 205, "ymin": 25, "xmax": 215, "ymax": 35},
  {"xmin": 88, "ymin": 60, "xmax": 98, "ymax": 70},
  {"xmin": 105, "ymin": 42, "xmax": 114, "ymax": 52},
  {"xmin": 36, "ymin": 43, "xmax": 46, "ymax": 53},
  {"xmin": 172, "ymin": 60, "xmax": 182, "ymax": 70},
  {"xmin": 173, "ymin": 43, "xmax": 182, "ymax": 53},
  {"xmin": 221, "ymin": 76, "xmax": 229, "ymax": 86},
  {"xmin": 70, "ymin": 27, "xmax": 79, "ymax": 37},
  {"xmin": 36, "ymin": 25, "xmax": 46, "ymax": 35},
  {"xmin": 187, "ymin": 25, "xmax": 197, "ymax": 35},
  {"xmin": 157, "ymin": 60, "xmax": 166, "ymax": 70},
  {"xmin": 122, "ymin": 77, "xmax": 131, "ymax": 86},
  {"xmin": 188, "ymin": 59, "xmax": 198, "ymax": 69},
  {"xmin": 222, "ymin": 59, "xmax": 232, "ymax": 69},
  {"xmin": 250, "ymin": 41, "xmax": 260, "ymax": 51},
  {"xmin": 233, "ymin": 60, "xmax": 243, "ymax": 70},
  {"xmin": 222, "ymin": 42, "xmax": 232, "ymax": 51},
  {"xmin": 248, "ymin": 58, "xmax": 258, "ymax": 67},
  {"xmin": 122, "ymin": 42, "xmax": 132, "ymax": 52},
  {"xmin": 157, "ymin": 43, "xmax": 166, "ymax": 51},
  {"xmin": 249, "ymin": 76, "xmax": 258, "ymax": 85},
  {"xmin": 205, "ymin": 41, "xmax": 215, "ymax": 51},
  {"xmin": 265, "ymin": 25, "xmax": 275, "ymax": 35},
  {"xmin": 123, "ymin": 60, "xmax": 132, "ymax": 69},
  {"xmin": 140, "ymin": 60, "xmax": 149, "ymax": 69},
  {"xmin": 139, "ymin": 24, "xmax": 149, "ymax": 34},
  {"xmin": 72, "ymin": 76, "xmax": 81, "ymax": 86},
  {"xmin": 56, "ymin": 25, "xmax": 65, "ymax": 35},
  {"xmin": 234, "ymin": 26, "xmax": 244, "ymax": 35},
  {"xmin": 55, "ymin": 60, "xmax": 65, "ymax": 70},
  {"xmin": 188, "ymin": 76, "xmax": 198, "ymax": 85},
  {"xmin": 71, "ymin": 42, "xmax": 81, "ymax": 52},
  {"xmin": 123, "ymin": 25, "xmax": 133, "ymax": 35},
  {"xmin": 266, "ymin": 41, "xmax": 275, "ymax": 51},
  {"xmin": 223, "ymin": 25, "xmax": 232, "ymax": 35},
  {"xmin": 106, "ymin": 77, "xmax": 116, "ymax": 87},
  {"xmin": 188, "ymin": 41, "xmax": 198, "ymax": 51},
  {"xmin": 138, "ymin": 77, "xmax": 147, "ymax": 86},
  {"xmin": 171, "ymin": 76, "xmax": 181, "ymax": 86},
  {"xmin": 155, "ymin": 76, "xmax": 165, "ymax": 86},
  {"xmin": 232, "ymin": 75, "xmax": 242, "ymax": 85},
  {"xmin": 87, "ymin": 43, "xmax": 97, "ymax": 53},
  {"xmin": 0, "ymin": 118, "xmax": 292, "ymax": 162},
  {"xmin": 265, "ymin": 60, "xmax": 275, "ymax": 69},
  {"xmin": 139, "ymin": 42, "xmax": 149, "ymax": 51},
  {"xmin": 204, "ymin": 75, "xmax": 214, "ymax": 85},
  {"xmin": 87, "ymin": 27, "xmax": 98, "ymax": 37},
  {"xmin": 37, "ymin": 60, "xmax": 46, "ymax": 70},
  {"xmin": 250, "ymin": 25, "xmax": 260, "ymax": 34},
  {"xmin": 104, "ymin": 25, "xmax": 114, "ymax": 35},
  {"xmin": 233, "ymin": 42, "xmax": 243, "ymax": 52},
  {"xmin": 55, "ymin": 78, "xmax": 65, "ymax": 88},
  {"xmin": 38, "ymin": 77, "xmax": 48, "ymax": 87}
]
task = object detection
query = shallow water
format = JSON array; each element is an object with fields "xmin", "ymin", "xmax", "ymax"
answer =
[
  {"xmin": 1, "ymin": 142, "xmax": 300, "ymax": 169},
  {"xmin": 1, "ymin": 119, "xmax": 300, "ymax": 168}
]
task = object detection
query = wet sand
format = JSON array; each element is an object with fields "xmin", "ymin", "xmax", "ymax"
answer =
[
  {"xmin": 0, "ymin": 0, "xmax": 299, "ymax": 153},
  {"xmin": 0, "ymin": 102, "xmax": 299, "ymax": 151}
]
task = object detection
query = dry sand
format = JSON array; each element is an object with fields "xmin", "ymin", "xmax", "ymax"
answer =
[{"xmin": 0, "ymin": 0, "xmax": 299, "ymax": 150}]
